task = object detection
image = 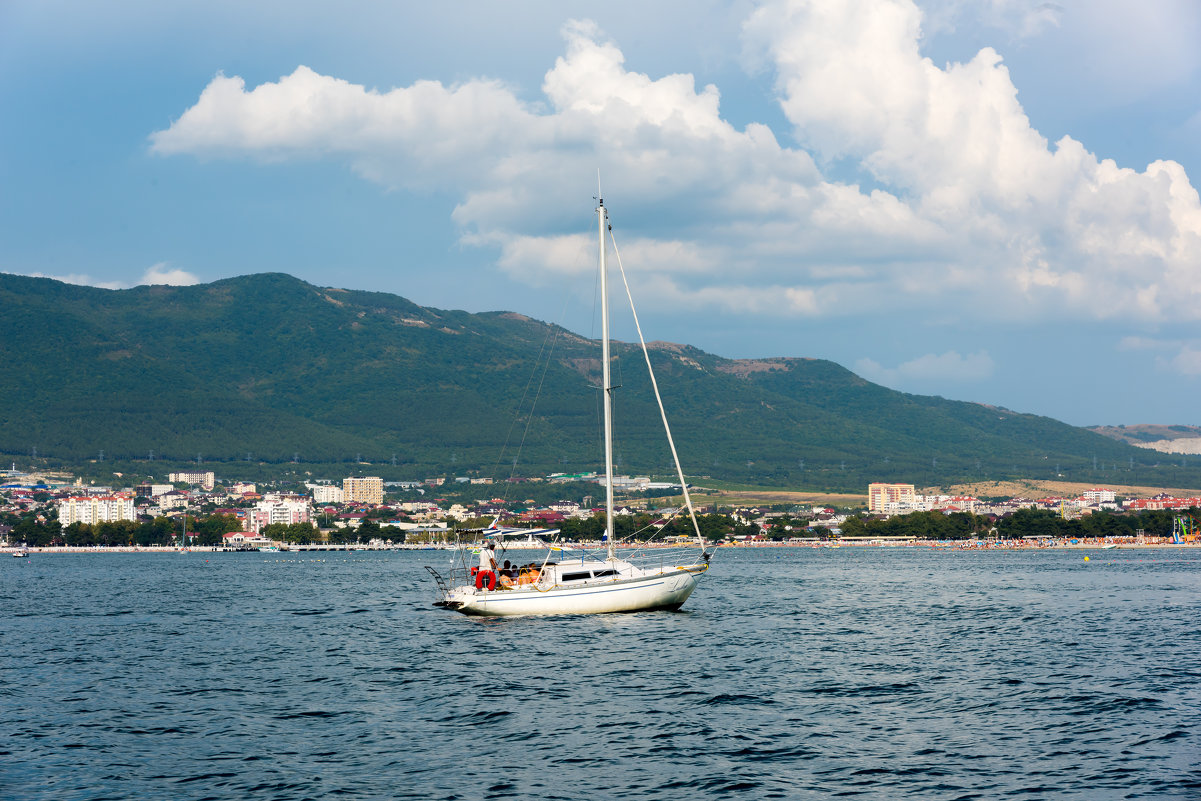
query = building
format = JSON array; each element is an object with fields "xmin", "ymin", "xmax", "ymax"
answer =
[
  {"xmin": 155, "ymin": 489, "xmax": 190, "ymax": 512},
  {"xmin": 134, "ymin": 483, "xmax": 174, "ymax": 499},
  {"xmin": 343, "ymin": 476, "xmax": 383, "ymax": 505},
  {"xmin": 58, "ymin": 494, "xmax": 136, "ymax": 527},
  {"xmin": 868, "ymin": 483, "xmax": 917, "ymax": 513},
  {"xmin": 311, "ymin": 485, "xmax": 344, "ymax": 504},
  {"xmin": 168, "ymin": 471, "xmax": 215, "ymax": 491},
  {"xmin": 248, "ymin": 495, "xmax": 311, "ymax": 533}
]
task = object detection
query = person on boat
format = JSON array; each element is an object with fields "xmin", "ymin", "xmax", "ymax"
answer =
[
  {"xmin": 475, "ymin": 540, "xmax": 498, "ymax": 590},
  {"xmin": 497, "ymin": 559, "xmax": 516, "ymax": 589}
]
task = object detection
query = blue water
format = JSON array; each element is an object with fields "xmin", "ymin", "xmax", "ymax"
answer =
[{"xmin": 2, "ymin": 548, "xmax": 1199, "ymax": 800}]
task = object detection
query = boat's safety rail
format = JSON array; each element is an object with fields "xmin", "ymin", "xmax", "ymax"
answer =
[{"xmin": 622, "ymin": 546, "xmax": 708, "ymax": 572}]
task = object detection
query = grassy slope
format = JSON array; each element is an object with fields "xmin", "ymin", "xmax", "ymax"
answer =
[{"xmin": 2, "ymin": 272, "xmax": 1195, "ymax": 492}]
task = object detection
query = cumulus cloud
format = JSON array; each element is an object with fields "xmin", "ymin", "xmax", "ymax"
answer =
[
  {"xmin": 920, "ymin": 0, "xmax": 1062, "ymax": 39},
  {"xmin": 4, "ymin": 264, "xmax": 198, "ymax": 290},
  {"xmin": 150, "ymin": 3, "xmax": 1201, "ymax": 327},
  {"xmin": 745, "ymin": 0, "xmax": 1201, "ymax": 319},
  {"xmin": 1117, "ymin": 336, "xmax": 1201, "ymax": 377},
  {"xmin": 1164, "ymin": 345, "xmax": 1201, "ymax": 376},
  {"xmin": 6, "ymin": 271, "xmax": 126, "ymax": 290},
  {"xmin": 856, "ymin": 350, "xmax": 996, "ymax": 385},
  {"xmin": 138, "ymin": 263, "xmax": 198, "ymax": 286}
]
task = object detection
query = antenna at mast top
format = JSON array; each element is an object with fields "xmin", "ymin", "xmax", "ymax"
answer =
[{"xmin": 597, "ymin": 169, "xmax": 602, "ymax": 205}]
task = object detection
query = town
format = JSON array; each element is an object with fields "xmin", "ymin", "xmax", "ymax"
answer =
[{"xmin": 2, "ymin": 465, "xmax": 1199, "ymax": 552}]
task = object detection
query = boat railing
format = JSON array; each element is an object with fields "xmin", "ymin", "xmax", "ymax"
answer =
[{"xmin": 623, "ymin": 546, "xmax": 707, "ymax": 572}]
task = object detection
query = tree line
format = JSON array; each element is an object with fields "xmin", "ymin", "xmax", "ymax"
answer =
[{"xmin": 837, "ymin": 508, "xmax": 1190, "ymax": 540}]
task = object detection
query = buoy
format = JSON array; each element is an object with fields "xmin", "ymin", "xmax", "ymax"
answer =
[{"xmin": 1084, "ymin": 556, "xmax": 1090, "ymax": 561}]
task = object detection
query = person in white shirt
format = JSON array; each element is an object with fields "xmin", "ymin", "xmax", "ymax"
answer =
[{"xmin": 475, "ymin": 540, "xmax": 498, "ymax": 590}]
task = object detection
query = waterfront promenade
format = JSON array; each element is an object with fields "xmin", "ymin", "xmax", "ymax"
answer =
[{"xmin": 5, "ymin": 536, "xmax": 1196, "ymax": 555}]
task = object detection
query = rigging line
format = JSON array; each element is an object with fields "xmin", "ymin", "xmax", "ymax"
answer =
[
  {"xmin": 507, "ymin": 320, "xmax": 565, "ymax": 487},
  {"xmin": 490, "ymin": 322, "xmax": 557, "ymax": 494},
  {"xmin": 622, "ymin": 507, "xmax": 685, "ymax": 551},
  {"xmin": 608, "ymin": 226, "xmax": 705, "ymax": 549}
]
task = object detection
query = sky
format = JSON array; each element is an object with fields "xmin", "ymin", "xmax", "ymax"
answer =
[{"xmin": 3, "ymin": 0, "xmax": 1201, "ymax": 427}]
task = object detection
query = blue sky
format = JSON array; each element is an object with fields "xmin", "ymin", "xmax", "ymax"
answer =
[{"xmin": 3, "ymin": 0, "xmax": 1201, "ymax": 427}]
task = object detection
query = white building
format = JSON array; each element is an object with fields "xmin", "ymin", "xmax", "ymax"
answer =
[
  {"xmin": 58, "ymin": 494, "xmax": 136, "ymax": 527},
  {"xmin": 169, "ymin": 471, "xmax": 215, "ymax": 491},
  {"xmin": 597, "ymin": 475, "xmax": 651, "ymax": 490},
  {"xmin": 1082, "ymin": 488, "xmax": 1117, "ymax": 504},
  {"xmin": 155, "ymin": 490, "xmax": 191, "ymax": 512},
  {"xmin": 311, "ymin": 485, "xmax": 344, "ymax": 504}
]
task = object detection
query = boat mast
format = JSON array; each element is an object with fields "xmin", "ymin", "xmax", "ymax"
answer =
[{"xmin": 598, "ymin": 194, "xmax": 616, "ymax": 560}]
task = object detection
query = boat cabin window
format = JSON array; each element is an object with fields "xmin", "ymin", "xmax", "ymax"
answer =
[
  {"xmin": 560, "ymin": 568, "xmax": 619, "ymax": 582},
  {"xmin": 561, "ymin": 571, "xmax": 592, "ymax": 582}
]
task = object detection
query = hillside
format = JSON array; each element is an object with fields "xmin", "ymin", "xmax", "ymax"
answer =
[
  {"xmin": 1, "ymin": 272, "xmax": 1196, "ymax": 492},
  {"xmin": 1090, "ymin": 424, "xmax": 1201, "ymax": 455}
]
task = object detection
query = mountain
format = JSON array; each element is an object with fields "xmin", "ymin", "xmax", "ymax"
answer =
[
  {"xmin": 1091, "ymin": 425, "xmax": 1201, "ymax": 455},
  {"xmin": 1, "ymin": 271, "xmax": 1193, "ymax": 491}
]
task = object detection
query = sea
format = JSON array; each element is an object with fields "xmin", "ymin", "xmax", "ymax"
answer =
[{"xmin": 3, "ymin": 547, "xmax": 1199, "ymax": 800}]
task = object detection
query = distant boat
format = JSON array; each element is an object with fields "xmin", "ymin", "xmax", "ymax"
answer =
[
  {"xmin": 12, "ymin": 546, "xmax": 30, "ymax": 558},
  {"xmin": 1101, "ymin": 543, "xmax": 1118, "ymax": 550},
  {"xmin": 503, "ymin": 532, "xmax": 551, "ymax": 550},
  {"xmin": 426, "ymin": 190, "xmax": 711, "ymax": 616}
]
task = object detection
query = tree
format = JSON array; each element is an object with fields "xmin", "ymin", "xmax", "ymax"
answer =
[
  {"xmin": 64, "ymin": 521, "xmax": 95, "ymax": 546},
  {"xmin": 13, "ymin": 514, "xmax": 59, "ymax": 546},
  {"xmin": 356, "ymin": 518, "xmax": 382, "ymax": 541},
  {"xmin": 194, "ymin": 513, "xmax": 242, "ymax": 546},
  {"xmin": 284, "ymin": 522, "xmax": 318, "ymax": 543},
  {"xmin": 839, "ymin": 516, "xmax": 867, "ymax": 538}
]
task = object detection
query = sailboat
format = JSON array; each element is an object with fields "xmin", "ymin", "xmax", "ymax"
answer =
[{"xmin": 426, "ymin": 192, "xmax": 711, "ymax": 616}]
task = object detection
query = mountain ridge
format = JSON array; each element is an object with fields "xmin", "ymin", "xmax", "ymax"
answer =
[{"xmin": 2, "ymin": 271, "xmax": 1196, "ymax": 492}]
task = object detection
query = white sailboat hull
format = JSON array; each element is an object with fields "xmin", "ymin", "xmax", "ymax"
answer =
[{"xmin": 444, "ymin": 566, "xmax": 704, "ymax": 617}]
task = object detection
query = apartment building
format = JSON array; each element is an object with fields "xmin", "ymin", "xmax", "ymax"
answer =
[
  {"xmin": 343, "ymin": 476, "xmax": 383, "ymax": 505},
  {"xmin": 168, "ymin": 471, "xmax": 216, "ymax": 491},
  {"xmin": 867, "ymin": 483, "xmax": 917, "ymax": 513},
  {"xmin": 58, "ymin": 494, "xmax": 136, "ymax": 527}
]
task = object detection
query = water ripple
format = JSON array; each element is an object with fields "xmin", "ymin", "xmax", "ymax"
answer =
[{"xmin": 2, "ymin": 548, "xmax": 1200, "ymax": 799}]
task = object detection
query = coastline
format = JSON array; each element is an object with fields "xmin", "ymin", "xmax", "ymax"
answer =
[{"xmin": 6, "ymin": 540, "xmax": 1198, "ymax": 555}]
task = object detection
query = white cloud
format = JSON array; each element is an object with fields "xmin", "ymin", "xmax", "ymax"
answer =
[
  {"xmin": 150, "ymin": 4, "xmax": 1201, "ymax": 329},
  {"xmin": 856, "ymin": 350, "xmax": 995, "ymax": 385},
  {"xmin": 5, "ymin": 271, "xmax": 126, "ymax": 290},
  {"xmin": 138, "ymin": 263, "xmax": 198, "ymax": 286},
  {"xmin": 1117, "ymin": 335, "xmax": 1169, "ymax": 352},
  {"xmin": 3, "ymin": 264, "xmax": 198, "ymax": 290},
  {"xmin": 919, "ymin": 0, "xmax": 1063, "ymax": 40},
  {"xmin": 745, "ymin": 0, "xmax": 1201, "ymax": 319},
  {"xmin": 1111, "ymin": 336, "xmax": 1201, "ymax": 377},
  {"xmin": 1162, "ymin": 345, "xmax": 1201, "ymax": 377}
]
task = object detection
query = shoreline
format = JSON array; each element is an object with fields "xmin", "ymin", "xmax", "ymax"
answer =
[{"xmin": 5, "ymin": 541, "xmax": 1199, "ymax": 555}]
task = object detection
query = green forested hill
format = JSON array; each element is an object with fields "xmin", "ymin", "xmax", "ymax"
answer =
[{"xmin": 0, "ymin": 272, "xmax": 1191, "ymax": 491}]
